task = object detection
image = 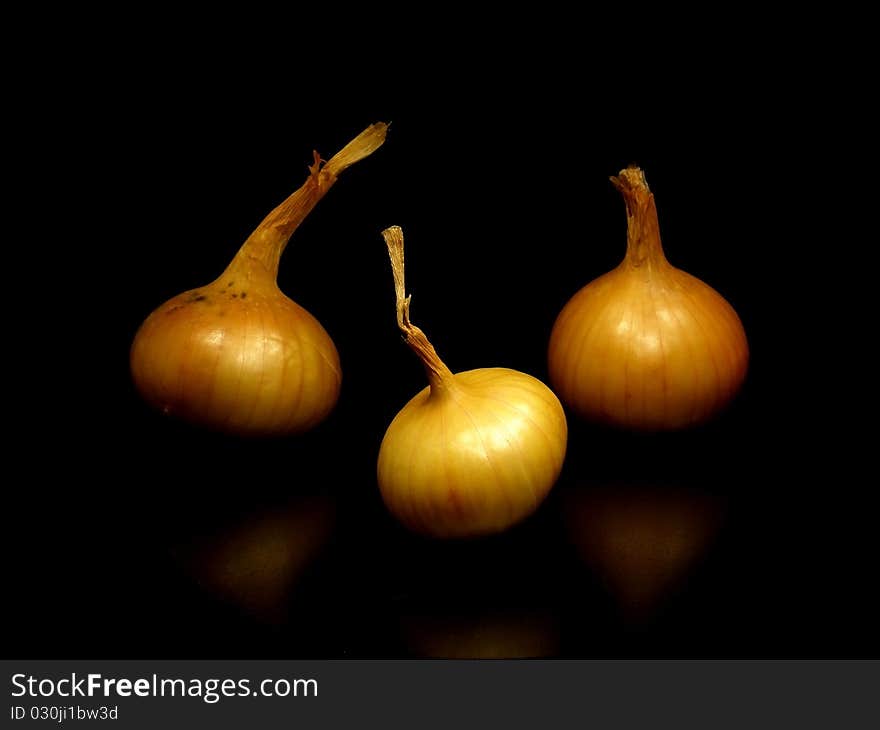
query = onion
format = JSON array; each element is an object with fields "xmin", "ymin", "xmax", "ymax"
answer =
[
  {"xmin": 377, "ymin": 226, "xmax": 568, "ymax": 538},
  {"xmin": 131, "ymin": 123, "xmax": 388, "ymax": 436},
  {"xmin": 548, "ymin": 166, "xmax": 748, "ymax": 430}
]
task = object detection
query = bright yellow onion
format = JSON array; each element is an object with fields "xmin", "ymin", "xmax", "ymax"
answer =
[
  {"xmin": 377, "ymin": 226, "xmax": 568, "ymax": 538},
  {"xmin": 130, "ymin": 124, "xmax": 387, "ymax": 436},
  {"xmin": 548, "ymin": 166, "xmax": 749, "ymax": 430}
]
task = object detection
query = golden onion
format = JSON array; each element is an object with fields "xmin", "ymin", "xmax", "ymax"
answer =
[
  {"xmin": 377, "ymin": 226, "xmax": 567, "ymax": 538},
  {"xmin": 131, "ymin": 124, "xmax": 387, "ymax": 436},
  {"xmin": 548, "ymin": 166, "xmax": 748, "ymax": 430}
]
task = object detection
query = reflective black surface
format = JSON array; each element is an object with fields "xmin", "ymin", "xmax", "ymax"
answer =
[{"xmin": 10, "ymin": 64, "xmax": 873, "ymax": 657}]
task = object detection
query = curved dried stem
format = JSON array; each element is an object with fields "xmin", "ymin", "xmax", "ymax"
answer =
[
  {"xmin": 231, "ymin": 122, "xmax": 389, "ymax": 276},
  {"xmin": 382, "ymin": 225, "xmax": 456, "ymax": 395}
]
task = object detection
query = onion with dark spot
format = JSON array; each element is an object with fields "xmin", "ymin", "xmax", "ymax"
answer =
[{"xmin": 130, "ymin": 124, "xmax": 387, "ymax": 436}]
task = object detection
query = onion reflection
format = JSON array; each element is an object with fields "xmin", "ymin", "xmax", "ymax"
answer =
[
  {"xmin": 563, "ymin": 483, "xmax": 724, "ymax": 620},
  {"xmin": 401, "ymin": 610, "xmax": 560, "ymax": 658},
  {"xmin": 175, "ymin": 496, "xmax": 335, "ymax": 624}
]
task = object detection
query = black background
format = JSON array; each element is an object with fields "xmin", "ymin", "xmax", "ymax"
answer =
[{"xmin": 7, "ymin": 29, "xmax": 873, "ymax": 659}]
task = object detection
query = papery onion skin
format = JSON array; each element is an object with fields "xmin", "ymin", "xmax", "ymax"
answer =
[
  {"xmin": 548, "ymin": 167, "xmax": 748, "ymax": 431},
  {"xmin": 378, "ymin": 368, "xmax": 567, "ymax": 538},
  {"xmin": 378, "ymin": 226, "xmax": 567, "ymax": 539},
  {"xmin": 131, "ymin": 276, "xmax": 341, "ymax": 436},
  {"xmin": 130, "ymin": 123, "xmax": 386, "ymax": 437}
]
